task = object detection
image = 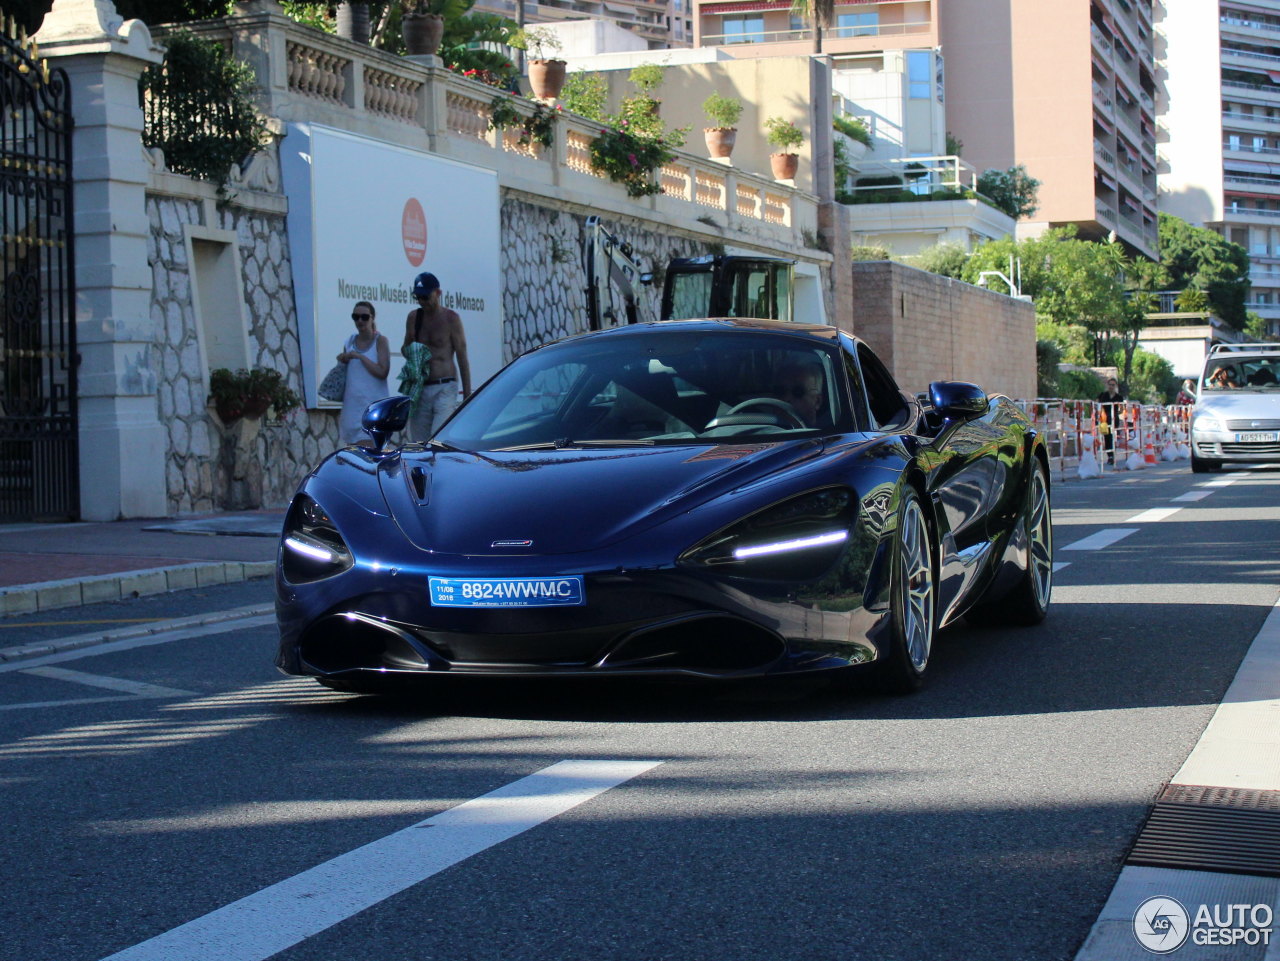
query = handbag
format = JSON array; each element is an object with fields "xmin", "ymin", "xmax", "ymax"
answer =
[
  {"xmin": 317, "ymin": 362, "xmax": 346, "ymax": 402},
  {"xmin": 317, "ymin": 335, "xmax": 352, "ymax": 402}
]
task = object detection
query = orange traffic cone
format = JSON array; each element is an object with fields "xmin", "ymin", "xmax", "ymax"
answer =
[{"xmin": 1144, "ymin": 438, "xmax": 1157, "ymax": 465}]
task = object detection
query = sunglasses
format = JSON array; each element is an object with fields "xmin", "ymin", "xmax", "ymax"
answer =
[
  {"xmin": 774, "ymin": 384, "xmax": 816, "ymax": 399},
  {"xmin": 352, "ymin": 313, "xmax": 372, "ymax": 321}
]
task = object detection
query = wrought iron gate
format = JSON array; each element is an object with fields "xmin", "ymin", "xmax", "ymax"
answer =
[{"xmin": 0, "ymin": 24, "xmax": 76, "ymax": 522}]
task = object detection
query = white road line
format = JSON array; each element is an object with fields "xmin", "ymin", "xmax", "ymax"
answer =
[
  {"xmin": 1202, "ymin": 478, "xmax": 1239, "ymax": 488},
  {"xmin": 0, "ymin": 694, "xmax": 146, "ymax": 712},
  {"xmin": 1060, "ymin": 528, "xmax": 1138, "ymax": 551},
  {"xmin": 0, "ymin": 615, "xmax": 274, "ymax": 675},
  {"xmin": 98, "ymin": 759, "xmax": 664, "ymax": 961},
  {"xmin": 1171, "ymin": 490, "xmax": 1212, "ymax": 502},
  {"xmin": 21, "ymin": 666, "xmax": 195, "ymax": 698},
  {"xmin": 1052, "ymin": 562, "xmax": 1071, "ymax": 572},
  {"xmin": 1124, "ymin": 507, "xmax": 1182, "ymax": 523}
]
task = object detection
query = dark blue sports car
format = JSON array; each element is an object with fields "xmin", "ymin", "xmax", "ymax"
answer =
[{"xmin": 275, "ymin": 319, "xmax": 1052, "ymax": 695}]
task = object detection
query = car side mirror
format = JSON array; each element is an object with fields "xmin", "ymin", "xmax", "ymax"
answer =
[
  {"xmin": 362, "ymin": 395, "xmax": 412, "ymax": 452},
  {"xmin": 929, "ymin": 381, "xmax": 989, "ymax": 421}
]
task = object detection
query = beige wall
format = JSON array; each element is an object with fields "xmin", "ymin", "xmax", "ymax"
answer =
[
  {"xmin": 849, "ymin": 261, "xmax": 1036, "ymax": 400},
  {"xmin": 591, "ymin": 56, "xmax": 824, "ymax": 195}
]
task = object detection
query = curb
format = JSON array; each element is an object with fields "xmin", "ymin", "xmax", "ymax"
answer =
[
  {"xmin": 0, "ymin": 560, "xmax": 275, "ymax": 617},
  {"xmin": 0, "ymin": 602, "xmax": 276, "ymax": 665}
]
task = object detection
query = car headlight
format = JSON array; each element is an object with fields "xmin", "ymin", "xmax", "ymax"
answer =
[
  {"xmin": 1193, "ymin": 413, "xmax": 1222, "ymax": 433},
  {"xmin": 281, "ymin": 493, "xmax": 353, "ymax": 582},
  {"xmin": 680, "ymin": 487, "xmax": 855, "ymax": 580}
]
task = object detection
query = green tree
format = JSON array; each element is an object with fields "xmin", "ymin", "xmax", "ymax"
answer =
[
  {"xmin": 906, "ymin": 243, "xmax": 968, "ymax": 279},
  {"xmin": 1158, "ymin": 212, "xmax": 1251, "ymax": 328},
  {"xmin": 789, "ymin": 0, "xmax": 833, "ymax": 53},
  {"xmin": 976, "ymin": 165, "xmax": 1041, "ymax": 219}
]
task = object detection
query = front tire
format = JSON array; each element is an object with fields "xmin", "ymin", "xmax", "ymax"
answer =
[
  {"xmin": 874, "ymin": 487, "xmax": 935, "ymax": 695},
  {"xmin": 966, "ymin": 457, "xmax": 1053, "ymax": 627},
  {"xmin": 1191, "ymin": 451, "xmax": 1220, "ymax": 473}
]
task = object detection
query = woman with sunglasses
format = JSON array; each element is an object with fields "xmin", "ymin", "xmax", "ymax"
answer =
[{"xmin": 336, "ymin": 301, "xmax": 391, "ymax": 446}]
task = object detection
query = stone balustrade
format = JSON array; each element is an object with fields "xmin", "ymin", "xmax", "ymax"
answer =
[{"xmin": 178, "ymin": 8, "xmax": 817, "ymax": 249}]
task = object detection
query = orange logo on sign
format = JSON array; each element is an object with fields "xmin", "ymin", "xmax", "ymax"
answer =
[{"xmin": 402, "ymin": 198, "xmax": 427, "ymax": 266}]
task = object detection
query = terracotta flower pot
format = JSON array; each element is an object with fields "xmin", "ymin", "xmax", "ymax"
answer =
[
  {"xmin": 770, "ymin": 152, "xmax": 799, "ymax": 180},
  {"xmin": 704, "ymin": 127, "xmax": 736, "ymax": 159},
  {"xmin": 402, "ymin": 12, "xmax": 444, "ymax": 56},
  {"xmin": 528, "ymin": 59, "xmax": 567, "ymax": 100}
]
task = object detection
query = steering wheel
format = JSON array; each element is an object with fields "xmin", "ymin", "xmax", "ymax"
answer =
[{"xmin": 704, "ymin": 397, "xmax": 807, "ymax": 431}]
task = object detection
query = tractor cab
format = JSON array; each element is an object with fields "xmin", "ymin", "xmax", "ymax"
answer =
[{"xmin": 661, "ymin": 255, "xmax": 795, "ymax": 322}]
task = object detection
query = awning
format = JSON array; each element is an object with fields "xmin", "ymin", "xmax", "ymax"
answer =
[
  {"xmin": 701, "ymin": 0, "xmax": 786, "ymax": 11},
  {"xmin": 703, "ymin": 0, "xmax": 881, "ymax": 7}
]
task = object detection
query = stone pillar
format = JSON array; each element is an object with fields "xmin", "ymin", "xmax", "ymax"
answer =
[{"xmin": 37, "ymin": 0, "xmax": 167, "ymax": 519}]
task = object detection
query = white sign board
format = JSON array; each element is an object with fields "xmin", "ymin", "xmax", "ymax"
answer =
[{"xmin": 281, "ymin": 124, "xmax": 502, "ymax": 407}]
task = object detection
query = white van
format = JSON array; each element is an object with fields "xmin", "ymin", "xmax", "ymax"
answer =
[{"xmin": 1190, "ymin": 343, "xmax": 1280, "ymax": 472}]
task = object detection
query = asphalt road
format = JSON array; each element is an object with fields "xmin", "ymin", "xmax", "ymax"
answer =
[{"xmin": 1, "ymin": 462, "xmax": 1277, "ymax": 961}]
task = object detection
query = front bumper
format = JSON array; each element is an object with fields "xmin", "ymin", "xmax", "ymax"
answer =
[
  {"xmin": 1191, "ymin": 431, "xmax": 1280, "ymax": 463},
  {"xmin": 276, "ymin": 564, "xmax": 884, "ymax": 682}
]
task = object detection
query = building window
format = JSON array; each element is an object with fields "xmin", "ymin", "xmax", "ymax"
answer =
[
  {"xmin": 1256, "ymin": 136, "xmax": 1268, "ymax": 152},
  {"xmin": 907, "ymin": 50, "xmax": 931, "ymax": 99},
  {"xmin": 722, "ymin": 13, "xmax": 763, "ymax": 42},
  {"xmin": 789, "ymin": 13, "xmax": 804, "ymax": 32},
  {"xmin": 1228, "ymin": 134, "xmax": 1241, "ymax": 151},
  {"xmin": 835, "ymin": 12, "xmax": 878, "ymax": 37}
]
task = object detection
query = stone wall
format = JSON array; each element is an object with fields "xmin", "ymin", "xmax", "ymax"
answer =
[
  {"xmin": 500, "ymin": 195, "xmax": 705, "ymax": 359},
  {"xmin": 849, "ymin": 261, "xmax": 1037, "ymax": 401},
  {"xmin": 148, "ymin": 190, "xmax": 336, "ymax": 514}
]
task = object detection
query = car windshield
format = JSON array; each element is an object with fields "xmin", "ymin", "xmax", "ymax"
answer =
[
  {"xmin": 1202, "ymin": 357, "xmax": 1280, "ymax": 391},
  {"xmin": 436, "ymin": 329, "xmax": 858, "ymax": 451}
]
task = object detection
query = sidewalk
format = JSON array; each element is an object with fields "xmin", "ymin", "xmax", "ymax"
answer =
[{"xmin": 0, "ymin": 511, "xmax": 282, "ymax": 616}]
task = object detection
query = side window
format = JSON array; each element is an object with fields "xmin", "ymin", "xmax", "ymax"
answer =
[{"xmin": 857, "ymin": 344, "xmax": 909, "ymax": 429}]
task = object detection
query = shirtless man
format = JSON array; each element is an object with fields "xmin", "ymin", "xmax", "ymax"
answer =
[{"xmin": 402, "ymin": 271, "xmax": 471, "ymax": 440}]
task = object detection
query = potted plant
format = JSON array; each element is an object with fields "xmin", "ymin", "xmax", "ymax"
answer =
[
  {"xmin": 765, "ymin": 116, "xmax": 804, "ymax": 180},
  {"xmin": 628, "ymin": 63, "xmax": 665, "ymax": 117},
  {"xmin": 209, "ymin": 367, "xmax": 301, "ymax": 425},
  {"xmin": 511, "ymin": 27, "xmax": 565, "ymax": 100},
  {"xmin": 702, "ymin": 92, "xmax": 742, "ymax": 159},
  {"xmin": 402, "ymin": 0, "xmax": 446, "ymax": 56}
]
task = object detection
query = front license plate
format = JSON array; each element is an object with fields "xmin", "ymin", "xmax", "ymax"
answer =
[
  {"xmin": 429, "ymin": 575, "xmax": 586, "ymax": 608},
  {"xmin": 1236, "ymin": 432, "xmax": 1278, "ymax": 443}
]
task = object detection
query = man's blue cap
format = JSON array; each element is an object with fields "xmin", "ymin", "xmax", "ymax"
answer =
[{"xmin": 413, "ymin": 272, "xmax": 440, "ymax": 297}]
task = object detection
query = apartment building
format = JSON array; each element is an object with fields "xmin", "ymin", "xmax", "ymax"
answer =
[
  {"xmin": 938, "ymin": 0, "xmax": 1159, "ymax": 260},
  {"xmin": 476, "ymin": 0, "xmax": 690, "ymax": 47},
  {"xmin": 1158, "ymin": 0, "xmax": 1280, "ymax": 336}
]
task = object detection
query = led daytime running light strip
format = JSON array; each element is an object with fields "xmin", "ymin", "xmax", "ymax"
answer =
[
  {"xmin": 284, "ymin": 535, "xmax": 341, "ymax": 564},
  {"xmin": 732, "ymin": 530, "xmax": 847, "ymax": 559}
]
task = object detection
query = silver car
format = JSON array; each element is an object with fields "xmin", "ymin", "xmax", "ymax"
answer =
[{"xmin": 1190, "ymin": 343, "xmax": 1280, "ymax": 473}]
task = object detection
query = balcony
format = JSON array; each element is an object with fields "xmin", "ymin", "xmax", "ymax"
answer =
[
  {"xmin": 701, "ymin": 19, "xmax": 932, "ymax": 45},
  {"xmin": 1223, "ymin": 109, "xmax": 1280, "ymax": 131},
  {"xmin": 1094, "ymin": 138, "xmax": 1118, "ymax": 168},
  {"xmin": 1225, "ymin": 173, "xmax": 1280, "ymax": 195},
  {"xmin": 1222, "ymin": 46, "xmax": 1280, "ymax": 69},
  {"xmin": 1222, "ymin": 78, "xmax": 1280, "ymax": 100},
  {"xmin": 1220, "ymin": 14, "xmax": 1280, "ymax": 40}
]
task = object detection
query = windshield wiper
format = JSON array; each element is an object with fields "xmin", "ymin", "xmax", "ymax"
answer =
[{"xmin": 491, "ymin": 437, "xmax": 657, "ymax": 451}]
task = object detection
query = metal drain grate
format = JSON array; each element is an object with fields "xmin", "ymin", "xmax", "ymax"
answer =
[{"xmin": 1126, "ymin": 784, "xmax": 1280, "ymax": 878}]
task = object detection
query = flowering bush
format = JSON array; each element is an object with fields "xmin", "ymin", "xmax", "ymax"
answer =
[
  {"xmin": 489, "ymin": 95, "xmax": 560, "ymax": 149},
  {"xmin": 454, "ymin": 65, "xmax": 513, "ymax": 88},
  {"xmin": 588, "ymin": 121, "xmax": 675, "ymax": 197}
]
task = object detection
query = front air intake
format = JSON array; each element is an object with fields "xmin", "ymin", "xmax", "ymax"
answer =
[{"xmin": 602, "ymin": 615, "xmax": 785, "ymax": 674}]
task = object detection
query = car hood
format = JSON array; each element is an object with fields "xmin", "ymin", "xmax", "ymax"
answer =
[
  {"xmin": 378, "ymin": 441, "xmax": 828, "ymax": 556},
  {"xmin": 1195, "ymin": 392, "xmax": 1280, "ymax": 422}
]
